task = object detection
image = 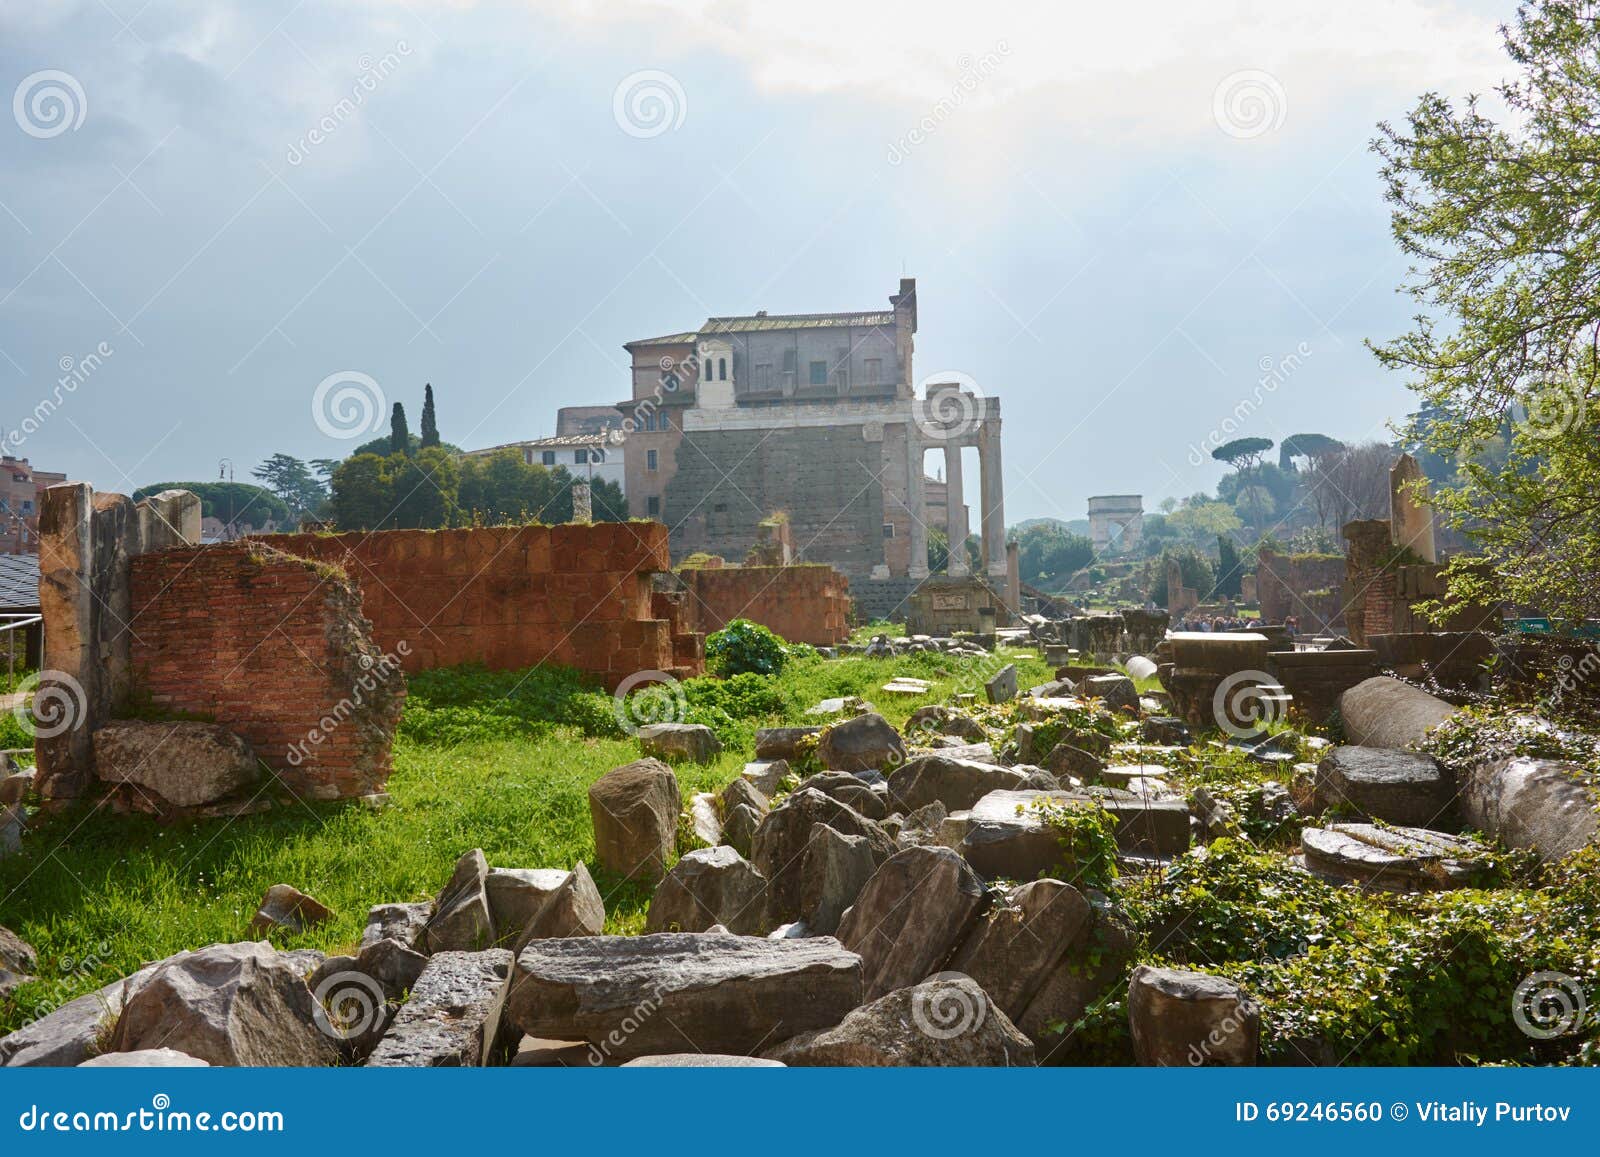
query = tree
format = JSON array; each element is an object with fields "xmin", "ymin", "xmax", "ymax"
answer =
[
  {"xmin": 1165, "ymin": 499, "xmax": 1242, "ymax": 545},
  {"xmin": 420, "ymin": 383, "xmax": 440, "ymax": 448},
  {"xmin": 1148, "ymin": 547, "xmax": 1215, "ymax": 609},
  {"xmin": 1371, "ymin": 0, "xmax": 1600, "ymax": 622},
  {"xmin": 1215, "ymin": 534, "xmax": 1244, "ymax": 599},
  {"xmin": 389, "ymin": 403, "xmax": 410, "ymax": 457},
  {"xmin": 329, "ymin": 454, "xmax": 394, "ymax": 531},
  {"xmin": 251, "ymin": 453, "xmax": 327, "ymax": 523},
  {"xmin": 1303, "ymin": 442, "xmax": 1392, "ymax": 532},
  {"xmin": 389, "ymin": 446, "xmax": 459, "ymax": 529},
  {"xmin": 1211, "ymin": 436, "xmax": 1275, "ymax": 530},
  {"xmin": 1278, "ymin": 432, "xmax": 1343, "ymax": 471},
  {"xmin": 1014, "ymin": 522, "xmax": 1094, "ymax": 587}
]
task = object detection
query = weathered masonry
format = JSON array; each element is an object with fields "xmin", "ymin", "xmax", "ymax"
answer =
[{"xmin": 616, "ymin": 279, "xmax": 1012, "ymax": 621}]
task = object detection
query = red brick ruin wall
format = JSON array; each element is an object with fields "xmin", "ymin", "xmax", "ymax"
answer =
[
  {"xmin": 680, "ymin": 564, "xmax": 852, "ymax": 646},
  {"xmin": 129, "ymin": 543, "xmax": 404, "ymax": 801},
  {"xmin": 264, "ymin": 522, "xmax": 702, "ymax": 686},
  {"xmin": 1256, "ymin": 549, "xmax": 1347, "ymax": 631}
]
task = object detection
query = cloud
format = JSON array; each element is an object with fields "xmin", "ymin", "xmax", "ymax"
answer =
[{"xmin": 537, "ymin": 0, "xmax": 1508, "ymax": 142}]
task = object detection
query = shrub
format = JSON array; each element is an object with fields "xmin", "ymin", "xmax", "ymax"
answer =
[{"xmin": 705, "ymin": 619, "xmax": 790, "ymax": 677}]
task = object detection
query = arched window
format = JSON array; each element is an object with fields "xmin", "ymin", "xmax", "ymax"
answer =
[{"xmin": 719, "ymin": 357, "xmax": 728, "ymax": 381}]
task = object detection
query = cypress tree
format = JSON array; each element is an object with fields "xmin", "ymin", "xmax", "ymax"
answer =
[
  {"xmin": 389, "ymin": 402, "xmax": 410, "ymax": 456},
  {"xmin": 420, "ymin": 383, "xmax": 440, "ymax": 448}
]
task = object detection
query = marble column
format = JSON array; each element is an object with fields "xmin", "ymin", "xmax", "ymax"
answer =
[
  {"xmin": 945, "ymin": 442, "xmax": 969, "ymax": 577},
  {"xmin": 980, "ymin": 422, "xmax": 1007, "ymax": 578},
  {"xmin": 907, "ymin": 431, "xmax": 929, "ymax": 579}
]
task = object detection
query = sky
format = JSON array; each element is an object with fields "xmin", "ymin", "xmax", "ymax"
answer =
[{"xmin": 0, "ymin": 0, "xmax": 1519, "ymax": 528}]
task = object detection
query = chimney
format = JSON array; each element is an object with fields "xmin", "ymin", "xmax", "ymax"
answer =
[{"xmin": 891, "ymin": 277, "xmax": 917, "ymax": 332}]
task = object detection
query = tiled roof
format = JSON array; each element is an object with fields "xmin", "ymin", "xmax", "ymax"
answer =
[
  {"xmin": 700, "ymin": 311, "xmax": 896, "ymax": 334},
  {"xmin": 0, "ymin": 553, "xmax": 39, "ymax": 611},
  {"xmin": 465, "ymin": 434, "xmax": 615, "ymax": 455},
  {"xmin": 622, "ymin": 331, "xmax": 701, "ymax": 349}
]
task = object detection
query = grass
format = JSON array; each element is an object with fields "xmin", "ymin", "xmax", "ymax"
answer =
[{"xmin": 0, "ymin": 644, "xmax": 1052, "ymax": 1034}]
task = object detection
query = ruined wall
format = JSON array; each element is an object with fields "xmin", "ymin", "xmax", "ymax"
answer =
[
  {"xmin": 1256, "ymin": 549, "xmax": 1346, "ymax": 631},
  {"xmin": 663, "ymin": 424, "xmax": 889, "ymax": 581},
  {"xmin": 263, "ymin": 522, "xmax": 700, "ymax": 687},
  {"xmin": 680, "ymin": 564, "xmax": 852, "ymax": 645},
  {"xmin": 1344, "ymin": 519, "xmax": 1499, "ymax": 645},
  {"xmin": 35, "ymin": 483, "xmax": 201, "ymax": 801},
  {"xmin": 129, "ymin": 543, "xmax": 403, "ymax": 801}
]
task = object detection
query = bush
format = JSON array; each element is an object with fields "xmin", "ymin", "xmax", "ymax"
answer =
[{"xmin": 705, "ymin": 619, "xmax": 790, "ymax": 677}]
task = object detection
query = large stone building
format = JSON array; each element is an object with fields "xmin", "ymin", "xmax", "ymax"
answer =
[{"xmin": 615, "ymin": 279, "xmax": 1007, "ymax": 618}]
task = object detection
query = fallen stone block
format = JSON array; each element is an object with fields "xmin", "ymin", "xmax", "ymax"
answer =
[
  {"xmin": 1128, "ymin": 965, "xmax": 1259, "ymax": 1066},
  {"xmin": 1080, "ymin": 675, "xmax": 1138, "ymax": 714},
  {"xmin": 360, "ymin": 901, "xmax": 433, "ymax": 950},
  {"xmin": 365, "ymin": 949, "xmax": 515, "ymax": 1067},
  {"xmin": 0, "ymin": 925, "xmax": 35, "ymax": 999},
  {"xmin": 425, "ymin": 849, "xmax": 496, "ymax": 953},
  {"xmin": 985, "ymin": 664, "xmax": 1018, "ymax": 704},
  {"xmin": 646, "ymin": 846, "xmax": 769, "ymax": 935},
  {"xmin": 1019, "ymin": 906, "xmax": 1137, "ymax": 1063},
  {"xmin": 1299, "ymin": 824, "xmax": 1489, "ymax": 891},
  {"xmin": 800, "ymin": 825, "xmax": 878, "ymax": 935},
  {"xmin": 836, "ymin": 845, "xmax": 988, "ymax": 1000},
  {"xmin": 742, "ymin": 759, "xmax": 789, "ymax": 797},
  {"xmin": 639, "ymin": 722, "xmax": 722, "ymax": 764},
  {"xmin": 486, "ymin": 867, "xmax": 569, "ymax": 945},
  {"xmin": 504, "ymin": 934, "xmax": 863, "ymax": 1060},
  {"xmin": 817, "ymin": 712, "xmax": 906, "ymax": 774},
  {"xmin": 887, "ymin": 753, "xmax": 1031, "ymax": 814},
  {"xmin": 754, "ymin": 728, "xmax": 819, "ymax": 761},
  {"xmin": 958, "ymin": 789, "xmax": 1190, "ymax": 881},
  {"xmin": 949, "ymin": 879, "xmax": 1092, "ymax": 1021},
  {"xmin": 248, "ymin": 884, "xmax": 333, "ymax": 935},
  {"xmin": 109, "ymin": 941, "xmax": 333, "ymax": 1067},
  {"xmin": 513, "ymin": 862, "xmax": 606, "ymax": 947},
  {"xmin": 92, "ymin": 720, "xmax": 259, "ymax": 809},
  {"xmin": 588, "ymin": 758, "xmax": 680, "ymax": 883},
  {"xmin": 1314, "ymin": 746, "xmax": 1455, "ymax": 827},
  {"xmin": 2, "ymin": 957, "xmax": 183, "ymax": 1067},
  {"xmin": 78, "ymin": 1048, "xmax": 209, "ymax": 1067},
  {"xmin": 752, "ymin": 787, "xmax": 895, "ymax": 923},
  {"xmin": 622, "ymin": 1053, "xmax": 785, "ymax": 1067},
  {"xmin": 765, "ymin": 975, "xmax": 1034, "ymax": 1067}
]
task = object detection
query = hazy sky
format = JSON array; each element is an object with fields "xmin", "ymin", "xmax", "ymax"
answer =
[{"xmin": 1, "ymin": 0, "xmax": 1516, "ymax": 526}]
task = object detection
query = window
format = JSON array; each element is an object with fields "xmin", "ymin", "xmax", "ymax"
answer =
[
  {"xmin": 574, "ymin": 450, "xmax": 587, "ymax": 464},
  {"xmin": 659, "ymin": 412, "xmax": 672, "ymax": 430},
  {"xmin": 645, "ymin": 412, "xmax": 656, "ymax": 432},
  {"xmin": 647, "ymin": 496, "xmax": 661, "ymax": 517},
  {"xmin": 809, "ymin": 360, "xmax": 827, "ymax": 386},
  {"xmin": 753, "ymin": 363, "xmax": 772, "ymax": 390},
  {"xmin": 647, "ymin": 449, "xmax": 658, "ymax": 471},
  {"xmin": 541, "ymin": 451, "xmax": 556, "ymax": 466},
  {"xmin": 864, "ymin": 358, "xmax": 882, "ymax": 385},
  {"xmin": 718, "ymin": 357, "xmax": 728, "ymax": 381},
  {"xmin": 713, "ymin": 502, "xmax": 728, "ymax": 513},
  {"xmin": 882, "ymin": 523, "xmax": 896, "ymax": 539}
]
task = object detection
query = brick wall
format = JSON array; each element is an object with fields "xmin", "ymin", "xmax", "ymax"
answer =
[
  {"xmin": 129, "ymin": 543, "xmax": 403, "ymax": 801},
  {"xmin": 679, "ymin": 564, "xmax": 851, "ymax": 645},
  {"xmin": 1256, "ymin": 549, "xmax": 1347, "ymax": 631},
  {"xmin": 261, "ymin": 522, "xmax": 701, "ymax": 687}
]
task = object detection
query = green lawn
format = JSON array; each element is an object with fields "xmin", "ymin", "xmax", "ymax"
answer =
[{"xmin": 0, "ymin": 645, "xmax": 1053, "ymax": 1034}]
